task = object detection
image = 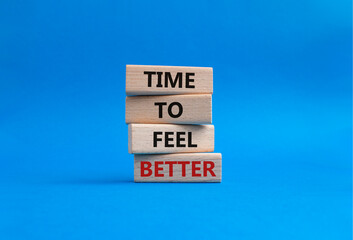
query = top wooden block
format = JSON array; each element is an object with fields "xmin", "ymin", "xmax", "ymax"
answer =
[{"xmin": 126, "ymin": 65, "xmax": 213, "ymax": 96}]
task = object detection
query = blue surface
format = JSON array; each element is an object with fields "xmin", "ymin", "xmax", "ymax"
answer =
[{"xmin": 0, "ymin": 0, "xmax": 351, "ymax": 239}]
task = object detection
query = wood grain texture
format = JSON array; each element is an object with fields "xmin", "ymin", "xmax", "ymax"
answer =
[
  {"xmin": 134, "ymin": 153, "xmax": 222, "ymax": 182},
  {"xmin": 128, "ymin": 124, "xmax": 214, "ymax": 154},
  {"xmin": 126, "ymin": 94, "xmax": 212, "ymax": 124},
  {"xmin": 126, "ymin": 65, "xmax": 213, "ymax": 96}
]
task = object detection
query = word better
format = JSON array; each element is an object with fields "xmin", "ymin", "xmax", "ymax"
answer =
[{"xmin": 140, "ymin": 161, "xmax": 217, "ymax": 177}]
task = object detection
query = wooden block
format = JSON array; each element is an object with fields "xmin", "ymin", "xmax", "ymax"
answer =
[
  {"xmin": 126, "ymin": 65, "xmax": 213, "ymax": 96},
  {"xmin": 126, "ymin": 94, "xmax": 212, "ymax": 124},
  {"xmin": 128, "ymin": 124, "xmax": 214, "ymax": 154},
  {"xmin": 134, "ymin": 153, "xmax": 222, "ymax": 182}
]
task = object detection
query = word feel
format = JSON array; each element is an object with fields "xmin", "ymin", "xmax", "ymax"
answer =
[{"xmin": 153, "ymin": 131, "xmax": 197, "ymax": 148}]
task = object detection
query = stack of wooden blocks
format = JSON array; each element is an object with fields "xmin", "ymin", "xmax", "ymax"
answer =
[{"xmin": 126, "ymin": 65, "xmax": 222, "ymax": 182}]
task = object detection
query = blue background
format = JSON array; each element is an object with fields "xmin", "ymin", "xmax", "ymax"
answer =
[{"xmin": 1, "ymin": 0, "xmax": 351, "ymax": 239}]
